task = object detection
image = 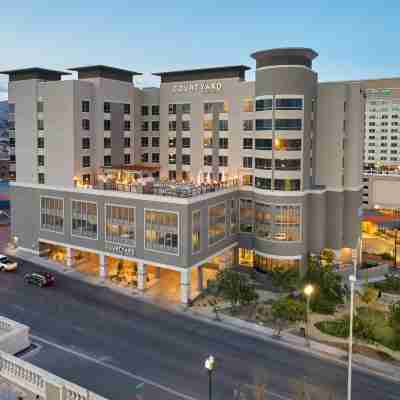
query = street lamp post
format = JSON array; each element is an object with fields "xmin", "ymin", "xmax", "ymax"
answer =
[
  {"xmin": 347, "ymin": 274, "xmax": 357, "ymax": 400},
  {"xmin": 204, "ymin": 355, "xmax": 215, "ymax": 400},
  {"xmin": 304, "ymin": 284, "xmax": 314, "ymax": 346}
]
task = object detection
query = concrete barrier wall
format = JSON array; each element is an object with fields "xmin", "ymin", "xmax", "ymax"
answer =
[
  {"xmin": 0, "ymin": 349, "xmax": 108, "ymax": 400},
  {"xmin": 0, "ymin": 316, "xmax": 31, "ymax": 355}
]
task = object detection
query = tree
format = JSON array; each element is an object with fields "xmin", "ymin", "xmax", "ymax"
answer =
[
  {"xmin": 320, "ymin": 248, "xmax": 336, "ymax": 266},
  {"xmin": 390, "ymin": 302, "xmax": 400, "ymax": 333},
  {"xmin": 271, "ymin": 297, "xmax": 306, "ymax": 336},
  {"xmin": 360, "ymin": 287, "xmax": 379, "ymax": 308},
  {"xmin": 215, "ymin": 269, "xmax": 258, "ymax": 311},
  {"xmin": 270, "ymin": 266, "xmax": 299, "ymax": 293}
]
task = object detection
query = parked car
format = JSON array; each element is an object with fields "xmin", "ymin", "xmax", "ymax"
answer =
[
  {"xmin": 24, "ymin": 272, "xmax": 55, "ymax": 287},
  {"xmin": 0, "ymin": 255, "xmax": 18, "ymax": 272}
]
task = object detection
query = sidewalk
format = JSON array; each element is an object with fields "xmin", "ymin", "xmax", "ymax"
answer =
[{"xmin": 13, "ymin": 248, "xmax": 400, "ymax": 384}]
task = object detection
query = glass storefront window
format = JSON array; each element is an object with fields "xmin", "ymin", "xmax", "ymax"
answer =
[
  {"xmin": 105, "ymin": 205, "xmax": 135, "ymax": 247},
  {"xmin": 107, "ymin": 258, "xmax": 137, "ymax": 287},
  {"xmin": 145, "ymin": 210, "xmax": 179, "ymax": 254},
  {"xmin": 209, "ymin": 202, "xmax": 227, "ymax": 245},
  {"xmin": 239, "ymin": 248, "xmax": 254, "ymax": 267},
  {"xmin": 255, "ymin": 203, "xmax": 272, "ymax": 239},
  {"xmin": 228, "ymin": 199, "xmax": 238, "ymax": 235},
  {"xmin": 240, "ymin": 199, "xmax": 254, "ymax": 233},
  {"xmin": 274, "ymin": 205, "xmax": 301, "ymax": 241},
  {"xmin": 40, "ymin": 197, "xmax": 64, "ymax": 233},
  {"xmin": 72, "ymin": 200, "xmax": 97, "ymax": 239},
  {"xmin": 192, "ymin": 210, "xmax": 201, "ymax": 253},
  {"xmin": 254, "ymin": 254, "xmax": 300, "ymax": 272}
]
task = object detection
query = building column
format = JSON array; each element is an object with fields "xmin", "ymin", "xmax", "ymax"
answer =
[
  {"xmin": 180, "ymin": 269, "xmax": 191, "ymax": 305},
  {"xmin": 66, "ymin": 247, "xmax": 74, "ymax": 268},
  {"xmin": 99, "ymin": 254, "xmax": 107, "ymax": 279},
  {"xmin": 138, "ymin": 262, "xmax": 147, "ymax": 291},
  {"xmin": 197, "ymin": 266, "xmax": 204, "ymax": 291}
]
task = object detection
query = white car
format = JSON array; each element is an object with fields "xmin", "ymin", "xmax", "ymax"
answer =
[{"xmin": 0, "ymin": 255, "xmax": 18, "ymax": 272}]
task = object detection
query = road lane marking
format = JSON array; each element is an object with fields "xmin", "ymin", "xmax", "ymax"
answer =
[{"xmin": 31, "ymin": 334, "xmax": 293, "ymax": 400}]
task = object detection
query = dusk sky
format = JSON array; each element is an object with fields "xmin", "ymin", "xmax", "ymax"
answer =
[{"xmin": 1, "ymin": 0, "xmax": 400, "ymax": 100}]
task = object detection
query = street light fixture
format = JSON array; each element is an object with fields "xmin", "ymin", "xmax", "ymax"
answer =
[
  {"xmin": 304, "ymin": 284, "xmax": 314, "ymax": 346},
  {"xmin": 347, "ymin": 274, "xmax": 357, "ymax": 400},
  {"xmin": 204, "ymin": 355, "xmax": 215, "ymax": 400}
]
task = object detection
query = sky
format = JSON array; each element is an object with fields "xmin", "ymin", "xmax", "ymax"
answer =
[{"xmin": 1, "ymin": 0, "xmax": 400, "ymax": 100}]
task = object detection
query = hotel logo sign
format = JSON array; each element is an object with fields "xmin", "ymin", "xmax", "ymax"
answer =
[
  {"xmin": 172, "ymin": 81, "xmax": 222, "ymax": 94},
  {"xmin": 105, "ymin": 242, "xmax": 135, "ymax": 257}
]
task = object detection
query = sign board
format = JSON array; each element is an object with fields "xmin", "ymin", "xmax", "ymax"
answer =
[
  {"xmin": 105, "ymin": 242, "xmax": 135, "ymax": 257},
  {"xmin": 172, "ymin": 81, "xmax": 222, "ymax": 94},
  {"xmin": 366, "ymin": 88, "xmax": 393, "ymax": 98}
]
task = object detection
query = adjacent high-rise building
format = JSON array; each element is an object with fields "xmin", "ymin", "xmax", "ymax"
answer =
[{"xmin": 2, "ymin": 48, "xmax": 364, "ymax": 304}]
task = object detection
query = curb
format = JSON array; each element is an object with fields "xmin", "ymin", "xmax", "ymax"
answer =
[{"xmin": 14, "ymin": 250, "xmax": 400, "ymax": 383}]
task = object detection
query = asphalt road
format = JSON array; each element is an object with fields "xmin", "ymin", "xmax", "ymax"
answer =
[{"xmin": 1, "ymin": 259, "xmax": 399, "ymax": 400}]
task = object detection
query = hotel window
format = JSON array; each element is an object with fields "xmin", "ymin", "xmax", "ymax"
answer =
[
  {"xmin": 105, "ymin": 205, "xmax": 135, "ymax": 246},
  {"xmin": 219, "ymin": 138, "xmax": 228, "ymax": 149},
  {"xmin": 240, "ymin": 199, "xmax": 254, "ymax": 233},
  {"xmin": 38, "ymin": 173, "xmax": 45, "ymax": 185},
  {"xmin": 152, "ymin": 153, "xmax": 159, "ymax": 163},
  {"xmin": 141, "ymin": 105, "xmax": 149, "ymax": 116},
  {"xmin": 152, "ymin": 137, "xmax": 160, "ymax": 147},
  {"xmin": 169, "ymin": 137, "xmax": 176, "ymax": 148},
  {"xmin": 104, "ymin": 102, "xmax": 111, "ymax": 113},
  {"xmin": 169, "ymin": 153, "xmax": 176, "ymax": 165},
  {"xmin": 243, "ymin": 99, "xmax": 253, "ymax": 113},
  {"xmin": 242, "ymin": 175, "xmax": 253, "ymax": 186},
  {"xmin": 243, "ymin": 138, "xmax": 253, "ymax": 149},
  {"xmin": 204, "ymin": 155, "xmax": 212, "ymax": 166},
  {"xmin": 275, "ymin": 98, "xmax": 303, "ymax": 110},
  {"xmin": 104, "ymin": 119, "xmax": 111, "ymax": 131},
  {"xmin": 275, "ymin": 138, "xmax": 301, "ymax": 151},
  {"xmin": 41, "ymin": 197, "xmax": 63, "ymax": 233},
  {"xmin": 203, "ymin": 132, "xmax": 213, "ymax": 148},
  {"xmin": 255, "ymin": 119, "xmax": 272, "ymax": 131},
  {"xmin": 182, "ymin": 103, "xmax": 191, "ymax": 114},
  {"xmin": 82, "ymin": 101, "xmax": 90, "ymax": 113},
  {"xmin": 152, "ymin": 105, "xmax": 159, "ymax": 115},
  {"xmin": 124, "ymin": 154, "xmax": 131, "ymax": 165},
  {"xmin": 182, "ymin": 137, "xmax": 191, "ymax": 148},
  {"xmin": 82, "ymin": 156, "xmax": 90, "ymax": 168},
  {"xmin": 274, "ymin": 179, "xmax": 301, "ymax": 191},
  {"xmin": 82, "ymin": 119, "xmax": 90, "ymax": 130},
  {"xmin": 192, "ymin": 210, "xmax": 201, "ymax": 253},
  {"xmin": 203, "ymin": 119, "xmax": 213, "ymax": 131},
  {"xmin": 8, "ymin": 121, "xmax": 15, "ymax": 131},
  {"xmin": 182, "ymin": 154, "xmax": 191, "ymax": 165},
  {"xmin": 124, "ymin": 120, "xmax": 131, "ymax": 131},
  {"xmin": 141, "ymin": 153, "xmax": 149, "ymax": 163},
  {"xmin": 152, "ymin": 121, "xmax": 160, "ymax": 131},
  {"xmin": 209, "ymin": 202, "xmax": 226, "ymax": 245},
  {"xmin": 255, "ymin": 177, "xmax": 271, "ymax": 190},
  {"xmin": 228, "ymin": 199, "xmax": 238, "ymax": 235},
  {"xmin": 72, "ymin": 200, "xmax": 97, "ymax": 239},
  {"xmin": 255, "ymin": 99, "xmax": 272, "ymax": 111},
  {"xmin": 104, "ymin": 137, "xmax": 111, "ymax": 148},
  {"xmin": 219, "ymin": 156, "xmax": 228, "ymax": 167},
  {"xmin": 255, "ymin": 158, "xmax": 272, "ymax": 170},
  {"xmin": 169, "ymin": 170, "xmax": 176, "ymax": 180},
  {"xmin": 242, "ymin": 157, "xmax": 253, "ymax": 169},
  {"xmin": 82, "ymin": 137, "xmax": 90, "ymax": 149},
  {"xmin": 243, "ymin": 120, "xmax": 253, "ymax": 131},
  {"xmin": 274, "ymin": 205, "xmax": 301, "ymax": 241},
  {"xmin": 124, "ymin": 137, "xmax": 131, "ymax": 148},
  {"xmin": 37, "ymin": 155, "xmax": 45, "ymax": 167},
  {"xmin": 169, "ymin": 120, "xmax": 177, "ymax": 131},
  {"xmin": 145, "ymin": 210, "xmax": 179, "ymax": 254},
  {"xmin": 204, "ymin": 103, "xmax": 213, "ymax": 114},
  {"xmin": 141, "ymin": 137, "xmax": 149, "ymax": 147},
  {"xmin": 124, "ymin": 104, "xmax": 131, "ymax": 115},
  {"xmin": 169, "ymin": 104, "xmax": 177, "ymax": 115},
  {"xmin": 254, "ymin": 255, "xmax": 300, "ymax": 273},
  {"xmin": 275, "ymin": 119, "xmax": 302, "ymax": 130},
  {"xmin": 37, "ymin": 120, "xmax": 44, "ymax": 131},
  {"xmin": 142, "ymin": 121, "xmax": 149, "ymax": 131},
  {"xmin": 275, "ymin": 159, "xmax": 301, "ymax": 171},
  {"xmin": 222, "ymin": 101, "xmax": 229, "ymax": 113},
  {"xmin": 37, "ymin": 101, "xmax": 44, "ymax": 113},
  {"xmin": 37, "ymin": 137, "xmax": 45, "ymax": 149},
  {"xmin": 9, "ymin": 137, "xmax": 15, "ymax": 147},
  {"xmin": 104, "ymin": 155, "xmax": 112, "ymax": 166},
  {"xmin": 219, "ymin": 120, "xmax": 228, "ymax": 131},
  {"xmin": 182, "ymin": 120, "xmax": 191, "ymax": 131},
  {"xmin": 255, "ymin": 202, "xmax": 272, "ymax": 239},
  {"xmin": 8, "ymin": 104, "xmax": 15, "ymax": 114}
]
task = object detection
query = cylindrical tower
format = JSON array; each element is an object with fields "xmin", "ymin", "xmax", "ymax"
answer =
[{"xmin": 251, "ymin": 48, "xmax": 318, "ymax": 191}]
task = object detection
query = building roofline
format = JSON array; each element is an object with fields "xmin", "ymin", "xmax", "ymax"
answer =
[
  {"xmin": 153, "ymin": 65, "xmax": 250, "ymax": 77},
  {"xmin": 68, "ymin": 65, "xmax": 141, "ymax": 76},
  {"xmin": 0, "ymin": 67, "xmax": 70, "ymax": 76}
]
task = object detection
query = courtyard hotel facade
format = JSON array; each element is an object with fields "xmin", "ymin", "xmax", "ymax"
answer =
[{"xmin": 2, "ymin": 48, "xmax": 363, "ymax": 304}]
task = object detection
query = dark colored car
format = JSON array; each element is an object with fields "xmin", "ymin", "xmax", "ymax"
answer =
[{"xmin": 24, "ymin": 272, "xmax": 55, "ymax": 287}]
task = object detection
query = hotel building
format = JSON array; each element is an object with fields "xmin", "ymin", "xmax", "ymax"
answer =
[{"xmin": 2, "ymin": 48, "xmax": 363, "ymax": 304}]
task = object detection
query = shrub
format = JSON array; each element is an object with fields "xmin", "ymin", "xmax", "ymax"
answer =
[
  {"xmin": 374, "ymin": 274, "xmax": 400, "ymax": 294},
  {"xmin": 271, "ymin": 297, "xmax": 306, "ymax": 336},
  {"xmin": 315, "ymin": 319, "xmax": 349, "ymax": 338},
  {"xmin": 311, "ymin": 297, "xmax": 337, "ymax": 315}
]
